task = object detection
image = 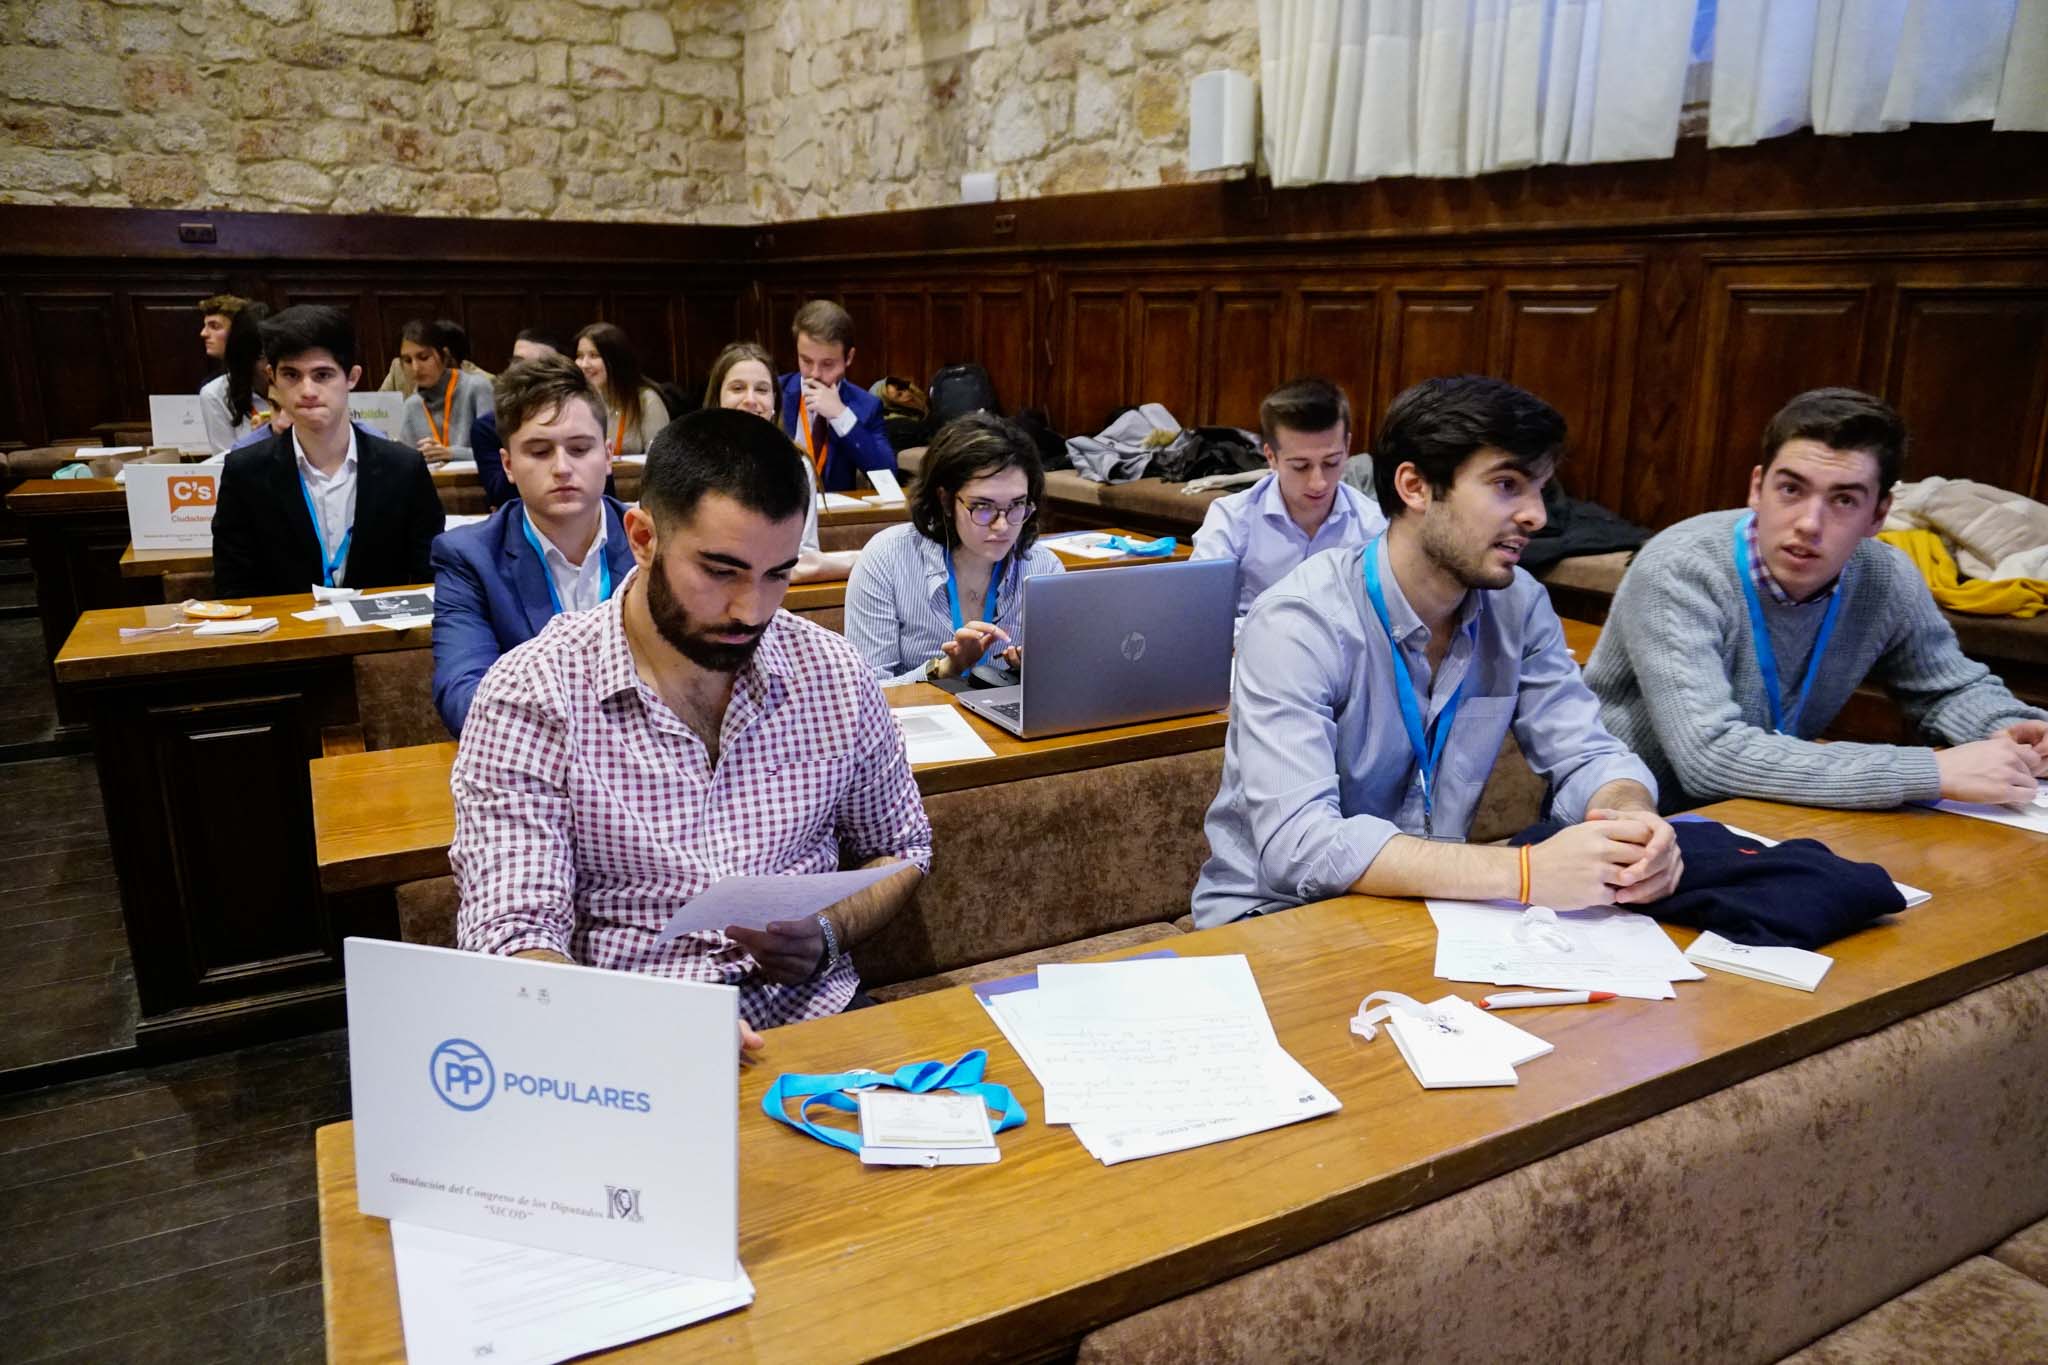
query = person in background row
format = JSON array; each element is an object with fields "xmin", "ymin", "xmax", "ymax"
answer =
[
  {"xmin": 431, "ymin": 356, "xmax": 636, "ymax": 736},
  {"xmin": 576, "ymin": 322, "xmax": 670, "ymax": 458},
  {"xmin": 378, "ymin": 318, "xmax": 494, "ymax": 398},
  {"xmin": 1587, "ymin": 386, "xmax": 2048, "ymax": 813},
  {"xmin": 1193, "ymin": 377, "xmax": 1389, "ymax": 622},
  {"xmin": 199, "ymin": 302, "xmax": 276, "ymax": 454},
  {"xmin": 706, "ymin": 340, "xmax": 859, "ymax": 585},
  {"xmin": 198, "ymin": 293, "xmax": 247, "ymax": 371},
  {"xmin": 778, "ymin": 299, "xmax": 897, "ymax": 493},
  {"xmin": 843, "ymin": 410, "xmax": 1064, "ymax": 686},
  {"xmin": 397, "ymin": 318, "xmax": 494, "ymax": 464},
  {"xmin": 474, "ymin": 327, "xmax": 573, "ymax": 508},
  {"xmin": 210, "ymin": 305, "xmax": 444, "ymax": 599}
]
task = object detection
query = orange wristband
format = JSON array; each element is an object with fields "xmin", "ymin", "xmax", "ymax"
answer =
[{"xmin": 1517, "ymin": 845, "xmax": 1532, "ymax": 904}]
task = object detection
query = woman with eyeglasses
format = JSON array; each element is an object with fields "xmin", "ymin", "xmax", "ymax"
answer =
[{"xmin": 844, "ymin": 410, "xmax": 1064, "ymax": 685}]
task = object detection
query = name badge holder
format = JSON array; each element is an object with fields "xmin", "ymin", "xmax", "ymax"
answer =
[{"xmin": 763, "ymin": 1049, "xmax": 1026, "ymax": 1167}]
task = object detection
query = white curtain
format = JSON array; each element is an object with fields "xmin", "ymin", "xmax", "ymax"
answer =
[
  {"xmin": 1710, "ymin": 0, "xmax": 2048, "ymax": 147},
  {"xmin": 1258, "ymin": 0, "xmax": 1696, "ymax": 187}
]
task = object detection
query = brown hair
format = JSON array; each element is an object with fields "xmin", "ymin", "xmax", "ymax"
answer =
[
  {"xmin": 703, "ymin": 341, "xmax": 775, "ymax": 411},
  {"xmin": 908, "ymin": 411, "xmax": 1045, "ymax": 558},
  {"xmin": 791, "ymin": 299, "xmax": 854, "ymax": 350},
  {"xmin": 1260, "ymin": 377, "xmax": 1352, "ymax": 447},
  {"xmin": 574, "ymin": 321, "xmax": 645, "ymax": 414},
  {"xmin": 1761, "ymin": 388, "xmax": 1908, "ymax": 492},
  {"xmin": 493, "ymin": 354, "xmax": 607, "ymax": 442},
  {"xmin": 199, "ymin": 294, "xmax": 249, "ymax": 318}
]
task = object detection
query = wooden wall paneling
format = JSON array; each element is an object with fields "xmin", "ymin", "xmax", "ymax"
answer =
[
  {"xmin": 24, "ymin": 291, "xmax": 125, "ymax": 440},
  {"xmin": 535, "ymin": 292, "xmax": 603, "ymax": 360},
  {"xmin": 129, "ymin": 288, "xmax": 220, "ymax": 409},
  {"xmin": 457, "ymin": 289, "xmax": 532, "ymax": 371},
  {"xmin": 1379, "ymin": 286, "xmax": 1491, "ymax": 415},
  {"xmin": 607, "ymin": 292, "xmax": 679, "ymax": 385},
  {"xmin": 929, "ymin": 291, "xmax": 972, "ymax": 377},
  {"xmin": 835, "ymin": 291, "xmax": 880, "ymax": 385},
  {"xmin": 1689, "ymin": 271, "xmax": 1875, "ymax": 516},
  {"xmin": 0, "ymin": 291, "xmax": 27, "ymax": 445},
  {"xmin": 1209, "ymin": 289, "xmax": 1287, "ymax": 430},
  {"xmin": 1495, "ymin": 278, "xmax": 1635, "ymax": 512},
  {"xmin": 680, "ymin": 290, "xmax": 747, "ymax": 391},
  {"xmin": 1623, "ymin": 244, "xmax": 1706, "ymax": 528},
  {"xmin": 1058, "ymin": 285, "xmax": 1130, "ymax": 435},
  {"xmin": 879, "ymin": 292, "xmax": 926, "ymax": 387},
  {"xmin": 976, "ymin": 285, "xmax": 1035, "ymax": 415},
  {"xmin": 1132, "ymin": 288, "xmax": 1202, "ymax": 428},
  {"xmin": 765, "ymin": 289, "xmax": 806, "ymax": 371},
  {"xmin": 1290, "ymin": 287, "xmax": 1381, "ymax": 446},
  {"xmin": 1883, "ymin": 283, "xmax": 2048, "ymax": 498}
]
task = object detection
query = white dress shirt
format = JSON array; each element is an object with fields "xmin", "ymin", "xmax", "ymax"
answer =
[
  {"xmin": 1191, "ymin": 472, "xmax": 1387, "ymax": 618},
  {"xmin": 293, "ymin": 424, "xmax": 359, "ymax": 587},
  {"xmin": 524, "ymin": 507, "xmax": 611, "ymax": 614}
]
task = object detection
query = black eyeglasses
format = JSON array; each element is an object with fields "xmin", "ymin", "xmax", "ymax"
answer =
[{"xmin": 963, "ymin": 499, "xmax": 1035, "ymax": 528}]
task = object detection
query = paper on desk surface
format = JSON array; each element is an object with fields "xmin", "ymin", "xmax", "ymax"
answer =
[
  {"xmin": 891, "ymin": 704, "xmax": 997, "ymax": 764},
  {"xmin": 1685, "ymin": 930, "xmax": 1833, "ymax": 992},
  {"xmin": 336, "ymin": 588, "xmax": 435, "ymax": 631},
  {"xmin": 1039, "ymin": 530, "xmax": 1123, "ymax": 560},
  {"xmin": 436, "ymin": 458, "xmax": 478, "ymax": 473},
  {"xmin": 866, "ymin": 468, "xmax": 905, "ymax": 503},
  {"xmin": 653, "ymin": 863, "xmax": 904, "ymax": 944},
  {"xmin": 817, "ymin": 492, "xmax": 866, "ymax": 510},
  {"xmin": 310, "ymin": 583, "xmax": 360, "ymax": 602},
  {"xmin": 391, "ymin": 1220, "xmax": 752, "ymax": 1365},
  {"xmin": 1427, "ymin": 898, "xmax": 1701, "ymax": 999},
  {"xmin": 193, "ymin": 616, "xmax": 278, "ymax": 637},
  {"xmin": 1928, "ymin": 792, "xmax": 2048, "ymax": 836}
]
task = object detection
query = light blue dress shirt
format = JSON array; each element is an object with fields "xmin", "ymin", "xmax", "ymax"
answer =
[
  {"xmin": 1190, "ymin": 538, "xmax": 1657, "ymax": 928},
  {"xmin": 842, "ymin": 522, "xmax": 1067, "ymax": 685},
  {"xmin": 1192, "ymin": 473, "xmax": 1388, "ymax": 618}
]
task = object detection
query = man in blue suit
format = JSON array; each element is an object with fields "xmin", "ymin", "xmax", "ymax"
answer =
[
  {"xmin": 431, "ymin": 355, "xmax": 636, "ymax": 735},
  {"xmin": 778, "ymin": 298, "xmax": 897, "ymax": 493}
]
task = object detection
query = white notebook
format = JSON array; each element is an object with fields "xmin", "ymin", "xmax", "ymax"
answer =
[
  {"xmin": 1383, "ymin": 996, "xmax": 1552, "ymax": 1090},
  {"xmin": 1685, "ymin": 931, "xmax": 1833, "ymax": 992}
]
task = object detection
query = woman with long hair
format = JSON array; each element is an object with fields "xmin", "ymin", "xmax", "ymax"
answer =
[
  {"xmin": 575, "ymin": 322, "xmax": 670, "ymax": 457},
  {"xmin": 199, "ymin": 301, "xmax": 276, "ymax": 453}
]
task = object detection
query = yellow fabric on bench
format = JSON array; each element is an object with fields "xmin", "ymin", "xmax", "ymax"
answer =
[{"xmin": 1878, "ymin": 529, "xmax": 2047, "ymax": 618}]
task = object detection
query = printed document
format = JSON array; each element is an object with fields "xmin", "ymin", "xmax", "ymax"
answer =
[
  {"xmin": 1427, "ymin": 899, "xmax": 1703, "ymax": 999},
  {"xmin": 653, "ymin": 863, "xmax": 904, "ymax": 943},
  {"xmin": 891, "ymin": 704, "xmax": 997, "ymax": 763},
  {"xmin": 1928, "ymin": 791, "xmax": 2048, "ymax": 836}
]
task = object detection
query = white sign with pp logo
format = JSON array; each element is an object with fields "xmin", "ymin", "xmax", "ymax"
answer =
[
  {"xmin": 124, "ymin": 461, "xmax": 221, "ymax": 551},
  {"xmin": 344, "ymin": 938, "xmax": 739, "ymax": 1277}
]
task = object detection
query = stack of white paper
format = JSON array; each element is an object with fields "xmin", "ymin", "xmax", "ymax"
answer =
[
  {"xmin": 1427, "ymin": 899, "xmax": 1705, "ymax": 1000},
  {"xmin": 978, "ymin": 954, "xmax": 1339, "ymax": 1165},
  {"xmin": 1684, "ymin": 931, "xmax": 1833, "ymax": 992},
  {"xmin": 1037, "ymin": 530, "xmax": 1124, "ymax": 560},
  {"xmin": 1374, "ymin": 995, "xmax": 1553, "ymax": 1089},
  {"xmin": 891, "ymin": 704, "xmax": 997, "ymax": 762},
  {"xmin": 391, "ymin": 1220, "xmax": 752, "ymax": 1365},
  {"xmin": 816, "ymin": 492, "xmax": 866, "ymax": 510},
  {"xmin": 1928, "ymin": 791, "xmax": 2048, "ymax": 837}
]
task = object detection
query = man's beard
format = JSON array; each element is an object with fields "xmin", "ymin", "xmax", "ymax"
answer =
[
  {"xmin": 1418, "ymin": 508, "xmax": 1515, "ymax": 591},
  {"xmin": 645, "ymin": 551, "xmax": 767, "ymax": 673}
]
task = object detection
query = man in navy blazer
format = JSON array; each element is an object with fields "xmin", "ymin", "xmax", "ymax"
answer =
[
  {"xmin": 431, "ymin": 356, "xmax": 637, "ymax": 735},
  {"xmin": 778, "ymin": 298, "xmax": 897, "ymax": 493},
  {"xmin": 211, "ymin": 305, "xmax": 443, "ymax": 599}
]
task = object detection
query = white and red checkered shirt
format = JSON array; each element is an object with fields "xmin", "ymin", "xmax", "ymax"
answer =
[{"xmin": 451, "ymin": 572, "xmax": 933, "ymax": 1026}]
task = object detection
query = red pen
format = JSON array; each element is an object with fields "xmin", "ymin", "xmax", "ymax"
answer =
[{"xmin": 1480, "ymin": 990, "xmax": 1618, "ymax": 1010}]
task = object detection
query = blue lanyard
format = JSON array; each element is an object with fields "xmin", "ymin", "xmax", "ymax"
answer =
[
  {"xmin": 519, "ymin": 515, "xmax": 612, "ymax": 616},
  {"xmin": 762, "ymin": 1050, "xmax": 1026, "ymax": 1155},
  {"xmin": 943, "ymin": 547, "xmax": 1005, "ymax": 631},
  {"xmin": 1732, "ymin": 511, "xmax": 1844, "ymax": 736},
  {"xmin": 297, "ymin": 468, "xmax": 352, "ymax": 588},
  {"xmin": 1362, "ymin": 539, "xmax": 1468, "ymax": 820}
]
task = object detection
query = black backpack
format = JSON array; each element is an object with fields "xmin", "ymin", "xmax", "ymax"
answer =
[{"xmin": 928, "ymin": 364, "xmax": 1000, "ymax": 427}]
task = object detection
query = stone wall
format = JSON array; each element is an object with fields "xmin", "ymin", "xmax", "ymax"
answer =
[
  {"xmin": 0, "ymin": 0, "xmax": 1256, "ymax": 223},
  {"xmin": 0, "ymin": 0, "xmax": 752, "ymax": 223}
]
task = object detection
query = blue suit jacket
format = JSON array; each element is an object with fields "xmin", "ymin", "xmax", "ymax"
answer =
[
  {"xmin": 430, "ymin": 494, "xmax": 636, "ymax": 735},
  {"xmin": 777, "ymin": 373, "xmax": 897, "ymax": 492}
]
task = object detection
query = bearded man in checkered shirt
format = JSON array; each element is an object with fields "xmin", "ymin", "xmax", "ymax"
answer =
[{"xmin": 452, "ymin": 407, "xmax": 932, "ymax": 1059}]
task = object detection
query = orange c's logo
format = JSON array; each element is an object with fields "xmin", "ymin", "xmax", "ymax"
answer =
[{"xmin": 168, "ymin": 475, "xmax": 217, "ymax": 511}]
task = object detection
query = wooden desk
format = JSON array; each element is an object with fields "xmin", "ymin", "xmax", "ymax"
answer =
[
  {"xmin": 314, "ymin": 799, "xmax": 2048, "ymax": 1363},
  {"xmin": 52, "ymin": 588, "xmax": 437, "ymax": 1050},
  {"xmin": 783, "ymin": 528, "xmax": 1193, "ymax": 617},
  {"xmin": 312, "ymin": 684, "xmax": 1229, "ymax": 894}
]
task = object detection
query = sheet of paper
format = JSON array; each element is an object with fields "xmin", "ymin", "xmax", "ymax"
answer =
[
  {"xmin": 890, "ymin": 704, "xmax": 997, "ymax": 764},
  {"xmin": 192, "ymin": 616, "xmax": 278, "ymax": 637},
  {"xmin": 616, "ymin": 453, "xmax": 648, "ymax": 466},
  {"xmin": 445, "ymin": 513, "xmax": 488, "ymax": 530},
  {"xmin": 1037, "ymin": 955, "xmax": 1277, "ymax": 1037},
  {"xmin": 866, "ymin": 468, "xmax": 905, "ymax": 502},
  {"xmin": 291, "ymin": 605, "xmax": 340, "ymax": 622},
  {"xmin": 1685, "ymin": 930, "xmax": 1833, "ymax": 992},
  {"xmin": 1702, "ymin": 819, "xmax": 1932, "ymax": 907},
  {"xmin": 817, "ymin": 492, "xmax": 866, "ymax": 510},
  {"xmin": 1383, "ymin": 1009, "xmax": 1519, "ymax": 1089},
  {"xmin": 653, "ymin": 863, "xmax": 903, "ymax": 944},
  {"xmin": 1928, "ymin": 792, "xmax": 2048, "ymax": 836},
  {"xmin": 310, "ymin": 583, "xmax": 360, "ymax": 602},
  {"xmin": 1427, "ymin": 899, "xmax": 1700, "ymax": 998},
  {"xmin": 437, "ymin": 459, "xmax": 478, "ymax": 474},
  {"xmin": 1038, "ymin": 530, "xmax": 1123, "ymax": 560},
  {"xmin": 1033, "ymin": 1011, "xmax": 1282, "ymax": 1125},
  {"xmin": 857, "ymin": 1091, "xmax": 995, "ymax": 1150},
  {"xmin": 390, "ymin": 1220, "xmax": 752, "ymax": 1365},
  {"xmin": 337, "ymin": 590, "xmax": 436, "ymax": 629}
]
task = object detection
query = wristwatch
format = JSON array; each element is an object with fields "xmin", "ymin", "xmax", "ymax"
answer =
[
  {"xmin": 813, "ymin": 911, "xmax": 842, "ymax": 977},
  {"xmin": 922, "ymin": 655, "xmax": 948, "ymax": 682}
]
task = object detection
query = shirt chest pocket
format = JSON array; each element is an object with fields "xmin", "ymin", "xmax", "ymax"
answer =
[
  {"xmin": 749, "ymin": 744, "xmax": 862, "ymax": 849},
  {"xmin": 1446, "ymin": 696, "xmax": 1519, "ymax": 786}
]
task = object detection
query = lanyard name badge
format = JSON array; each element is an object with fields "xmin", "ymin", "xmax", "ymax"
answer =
[
  {"xmin": 298, "ymin": 470, "xmax": 351, "ymax": 589},
  {"xmin": 943, "ymin": 546, "xmax": 1005, "ymax": 632},
  {"xmin": 1362, "ymin": 538, "xmax": 1467, "ymax": 834},
  {"xmin": 1732, "ymin": 511, "xmax": 1844, "ymax": 735},
  {"xmin": 519, "ymin": 515, "xmax": 612, "ymax": 616},
  {"xmin": 762, "ymin": 1050, "xmax": 1026, "ymax": 1162},
  {"xmin": 426, "ymin": 372, "xmax": 455, "ymax": 447}
]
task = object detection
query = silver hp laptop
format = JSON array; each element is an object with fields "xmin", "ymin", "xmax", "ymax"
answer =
[{"xmin": 957, "ymin": 556, "xmax": 1236, "ymax": 739}]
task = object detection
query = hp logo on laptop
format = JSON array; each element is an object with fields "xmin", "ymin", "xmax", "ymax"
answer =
[
  {"xmin": 430, "ymin": 1037, "xmax": 496, "ymax": 1111},
  {"xmin": 1120, "ymin": 631, "xmax": 1147, "ymax": 662}
]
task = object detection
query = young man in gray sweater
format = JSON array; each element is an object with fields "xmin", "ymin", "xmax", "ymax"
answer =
[{"xmin": 1586, "ymin": 388, "xmax": 2047, "ymax": 813}]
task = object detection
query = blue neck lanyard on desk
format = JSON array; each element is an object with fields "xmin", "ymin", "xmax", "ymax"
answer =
[
  {"xmin": 762, "ymin": 1049, "xmax": 1026, "ymax": 1155},
  {"xmin": 519, "ymin": 515, "xmax": 612, "ymax": 616},
  {"xmin": 1362, "ymin": 538, "xmax": 1467, "ymax": 823},
  {"xmin": 943, "ymin": 547, "xmax": 1005, "ymax": 631},
  {"xmin": 1732, "ymin": 511, "xmax": 1843, "ymax": 736},
  {"xmin": 297, "ymin": 468, "xmax": 352, "ymax": 588}
]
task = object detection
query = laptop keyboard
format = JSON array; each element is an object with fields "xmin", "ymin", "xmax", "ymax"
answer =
[{"xmin": 985, "ymin": 700, "xmax": 1023, "ymax": 723}]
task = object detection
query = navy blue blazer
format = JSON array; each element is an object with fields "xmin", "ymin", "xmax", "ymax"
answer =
[
  {"xmin": 429, "ymin": 495, "xmax": 636, "ymax": 735},
  {"xmin": 777, "ymin": 373, "xmax": 897, "ymax": 493}
]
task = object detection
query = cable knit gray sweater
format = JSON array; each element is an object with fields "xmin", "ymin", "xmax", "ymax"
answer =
[{"xmin": 1585, "ymin": 510, "xmax": 2046, "ymax": 812}]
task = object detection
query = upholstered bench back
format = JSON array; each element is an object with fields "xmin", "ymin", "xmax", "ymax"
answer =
[{"xmin": 352, "ymin": 648, "xmax": 448, "ymax": 752}]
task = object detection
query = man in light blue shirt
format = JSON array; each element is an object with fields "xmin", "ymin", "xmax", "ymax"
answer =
[
  {"xmin": 1192, "ymin": 377, "xmax": 1388, "ymax": 619},
  {"xmin": 1192, "ymin": 376, "xmax": 1682, "ymax": 928}
]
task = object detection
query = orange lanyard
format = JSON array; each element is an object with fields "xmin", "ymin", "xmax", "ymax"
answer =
[
  {"xmin": 425, "ymin": 373, "xmax": 456, "ymax": 446},
  {"xmin": 797, "ymin": 391, "xmax": 828, "ymax": 480},
  {"xmin": 610, "ymin": 411, "xmax": 626, "ymax": 459}
]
